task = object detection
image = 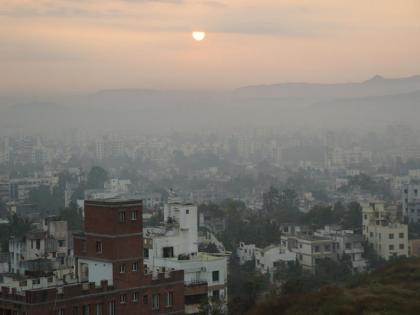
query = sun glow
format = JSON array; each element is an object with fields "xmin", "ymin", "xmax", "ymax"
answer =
[{"xmin": 192, "ymin": 31, "xmax": 206, "ymax": 41}]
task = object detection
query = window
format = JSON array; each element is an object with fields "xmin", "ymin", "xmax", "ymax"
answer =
[
  {"xmin": 95, "ymin": 304, "xmax": 102, "ymax": 315},
  {"xmin": 370, "ymin": 232, "xmax": 373, "ymax": 237},
  {"xmin": 57, "ymin": 309, "xmax": 65, "ymax": 315},
  {"xmin": 32, "ymin": 279, "xmax": 40, "ymax": 285},
  {"xmin": 389, "ymin": 233, "xmax": 394, "ymax": 239},
  {"xmin": 163, "ymin": 247, "xmax": 174, "ymax": 258},
  {"xmin": 96, "ymin": 241, "xmax": 102, "ymax": 254},
  {"xmin": 36, "ymin": 239, "xmax": 41, "ymax": 250},
  {"xmin": 345, "ymin": 243, "xmax": 351, "ymax": 250},
  {"xmin": 152, "ymin": 294, "xmax": 160, "ymax": 310},
  {"xmin": 143, "ymin": 295, "xmax": 148, "ymax": 304},
  {"xmin": 48, "ymin": 276, "xmax": 53, "ymax": 283},
  {"xmin": 131, "ymin": 210, "xmax": 137, "ymax": 221},
  {"xmin": 165, "ymin": 292, "xmax": 173, "ymax": 307},
  {"xmin": 82, "ymin": 240, "xmax": 87, "ymax": 253},
  {"xmin": 212, "ymin": 270, "xmax": 219, "ymax": 282},
  {"xmin": 186, "ymin": 209, "xmax": 189, "ymax": 214},
  {"xmin": 314, "ymin": 245, "xmax": 320, "ymax": 253},
  {"xmin": 58, "ymin": 240, "xmax": 65, "ymax": 247},
  {"xmin": 324, "ymin": 245, "xmax": 331, "ymax": 252},
  {"xmin": 19, "ymin": 280, "xmax": 27, "ymax": 286},
  {"xmin": 119, "ymin": 211, "xmax": 126, "ymax": 223},
  {"xmin": 108, "ymin": 302, "xmax": 115, "ymax": 315},
  {"xmin": 389, "ymin": 244, "xmax": 395, "ymax": 250},
  {"xmin": 144, "ymin": 248, "xmax": 149, "ymax": 258},
  {"xmin": 133, "ymin": 292, "xmax": 139, "ymax": 303},
  {"xmin": 120, "ymin": 264, "xmax": 126, "ymax": 273},
  {"xmin": 120, "ymin": 295, "xmax": 127, "ymax": 304},
  {"xmin": 82, "ymin": 305, "xmax": 89, "ymax": 315},
  {"xmin": 399, "ymin": 244, "xmax": 405, "ymax": 250},
  {"xmin": 399, "ymin": 233, "xmax": 405, "ymax": 239},
  {"xmin": 132, "ymin": 262, "xmax": 139, "ymax": 272},
  {"xmin": 213, "ymin": 290, "xmax": 220, "ymax": 300}
]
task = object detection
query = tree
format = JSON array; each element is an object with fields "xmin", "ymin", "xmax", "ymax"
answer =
[
  {"xmin": 300, "ymin": 205, "xmax": 335, "ymax": 228},
  {"xmin": 86, "ymin": 166, "xmax": 108, "ymax": 189},
  {"xmin": 59, "ymin": 206, "xmax": 83, "ymax": 230},
  {"xmin": 342, "ymin": 202, "xmax": 362, "ymax": 229}
]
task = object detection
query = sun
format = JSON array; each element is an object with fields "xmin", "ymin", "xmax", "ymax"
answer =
[{"xmin": 192, "ymin": 31, "xmax": 206, "ymax": 41}]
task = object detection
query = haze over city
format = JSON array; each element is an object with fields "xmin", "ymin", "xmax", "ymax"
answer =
[{"xmin": 2, "ymin": 1, "xmax": 420, "ymax": 315}]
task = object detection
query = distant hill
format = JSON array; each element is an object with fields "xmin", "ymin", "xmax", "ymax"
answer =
[
  {"xmin": 248, "ymin": 257, "xmax": 420, "ymax": 315},
  {"xmin": 236, "ymin": 75, "xmax": 420, "ymax": 100},
  {"xmin": 1, "ymin": 75, "xmax": 420, "ymax": 133}
]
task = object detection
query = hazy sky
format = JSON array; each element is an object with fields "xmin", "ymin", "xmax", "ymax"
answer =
[{"xmin": 1, "ymin": 0, "xmax": 420, "ymax": 93}]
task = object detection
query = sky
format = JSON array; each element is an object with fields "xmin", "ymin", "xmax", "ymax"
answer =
[{"xmin": 1, "ymin": 0, "xmax": 420, "ymax": 93}]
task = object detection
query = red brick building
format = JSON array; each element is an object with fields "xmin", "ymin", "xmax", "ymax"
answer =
[{"xmin": 0, "ymin": 198, "xmax": 185, "ymax": 315}]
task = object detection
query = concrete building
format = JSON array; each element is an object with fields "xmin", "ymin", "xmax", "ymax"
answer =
[
  {"xmin": 255, "ymin": 245, "xmax": 296, "ymax": 279},
  {"xmin": 0, "ymin": 198, "xmax": 185, "ymax": 315},
  {"xmin": 315, "ymin": 226, "xmax": 367, "ymax": 272},
  {"xmin": 236, "ymin": 242, "xmax": 256, "ymax": 265},
  {"xmin": 402, "ymin": 182, "xmax": 420, "ymax": 223},
  {"xmin": 144, "ymin": 197, "xmax": 228, "ymax": 314},
  {"xmin": 9, "ymin": 217, "xmax": 73, "ymax": 276},
  {"xmin": 363, "ymin": 201, "xmax": 409, "ymax": 260},
  {"xmin": 281, "ymin": 234, "xmax": 337, "ymax": 273}
]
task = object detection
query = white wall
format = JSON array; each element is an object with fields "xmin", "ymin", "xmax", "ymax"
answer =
[{"xmin": 78, "ymin": 258, "xmax": 113, "ymax": 286}]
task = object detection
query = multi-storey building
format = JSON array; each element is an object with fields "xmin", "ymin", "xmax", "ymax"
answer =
[
  {"xmin": 236, "ymin": 242, "xmax": 256, "ymax": 265},
  {"xmin": 144, "ymin": 198, "xmax": 228, "ymax": 314},
  {"xmin": 280, "ymin": 233, "xmax": 337, "ymax": 273},
  {"xmin": 254, "ymin": 245, "xmax": 296, "ymax": 279},
  {"xmin": 362, "ymin": 201, "xmax": 409, "ymax": 260},
  {"xmin": 9, "ymin": 216, "xmax": 72, "ymax": 275},
  {"xmin": 0, "ymin": 198, "xmax": 185, "ymax": 314},
  {"xmin": 315, "ymin": 226, "xmax": 367, "ymax": 272},
  {"xmin": 402, "ymin": 182, "xmax": 420, "ymax": 223}
]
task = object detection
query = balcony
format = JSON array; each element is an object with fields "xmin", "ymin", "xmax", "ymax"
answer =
[{"xmin": 185, "ymin": 281, "xmax": 208, "ymax": 296}]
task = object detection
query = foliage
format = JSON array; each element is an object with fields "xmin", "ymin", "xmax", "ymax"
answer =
[
  {"xmin": 0, "ymin": 214, "xmax": 32, "ymax": 251},
  {"xmin": 228, "ymin": 253, "xmax": 269, "ymax": 315},
  {"xmin": 248, "ymin": 257, "xmax": 420, "ymax": 315},
  {"xmin": 86, "ymin": 166, "xmax": 108, "ymax": 189},
  {"xmin": 262, "ymin": 187, "xmax": 300, "ymax": 223},
  {"xmin": 198, "ymin": 242, "xmax": 220, "ymax": 253},
  {"xmin": 59, "ymin": 205, "xmax": 83, "ymax": 230}
]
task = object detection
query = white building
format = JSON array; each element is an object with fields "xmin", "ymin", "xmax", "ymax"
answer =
[
  {"xmin": 9, "ymin": 217, "xmax": 74, "ymax": 276},
  {"xmin": 363, "ymin": 201, "xmax": 409, "ymax": 260},
  {"xmin": 315, "ymin": 226, "xmax": 367, "ymax": 272},
  {"xmin": 255, "ymin": 245, "xmax": 296, "ymax": 280},
  {"xmin": 281, "ymin": 234, "xmax": 337, "ymax": 273},
  {"xmin": 144, "ymin": 198, "xmax": 228, "ymax": 314},
  {"xmin": 104, "ymin": 179, "xmax": 131, "ymax": 194},
  {"xmin": 236, "ymin": 242, "xmax": 256, "ymax": 265}
]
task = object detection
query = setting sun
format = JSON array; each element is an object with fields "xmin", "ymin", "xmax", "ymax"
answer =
[{"xmin": 192, "ymin": 31, "xmax": 206, "ymax": 41}]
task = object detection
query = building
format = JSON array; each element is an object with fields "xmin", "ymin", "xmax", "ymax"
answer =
[
  {"xmin": 236, "ymin": 242, "xmax": 256, "ymax": 265},
  {"xmin": 254, "ymin": 245, "xmax": 296, "ymax": 279},
  {"xmin": 104, "ymin": 179, "xmax": 131, "ymax": 195},
  {"xmin": 402, "ymin": 182, "xmax": 420, "ymax": 223},
  {"xmin": 9, "ymin": 216, "xmax": 73, "ymax": 275},
  {"xmin": 0, "ymin": 198, "xmax": 185, "ymax": 314},
  {"xmin": 362, "ymin": 201, "xmax": 409, "ymax": 260},
  {"xmin": 315, "ymin": 226, "xmax": 367, "ymax": 272},
  {"xmin": 281, "ymin": 233, "xmax": 337, "ymax": 273},
  {"xmin": 144, "ymin": 198, "xmax": 228, "ymax": 314}
]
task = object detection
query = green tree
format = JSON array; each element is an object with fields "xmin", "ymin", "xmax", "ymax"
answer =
[
  {"xmin": 86, "ymin": 166, "xmax": 108, "ymax": 189},
  {"xmin": 59, "ymin": 206, "xmax": 83, "ymax": 230}
]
